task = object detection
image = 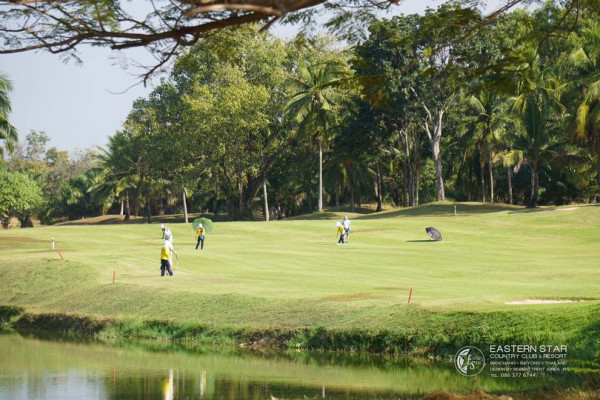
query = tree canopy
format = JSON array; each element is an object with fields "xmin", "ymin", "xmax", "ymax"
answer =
[{"xmin": 3, "ymin": 0, "xmax": 593, "ymax": 83}]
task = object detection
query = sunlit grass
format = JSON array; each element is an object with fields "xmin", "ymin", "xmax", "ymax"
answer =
[{"xmin": 0, "ymin": 203, "xmax": 598, "ymax": 355}]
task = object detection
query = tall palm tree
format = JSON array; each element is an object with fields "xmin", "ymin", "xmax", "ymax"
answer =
[
  {"xmin": 461, "ymin": 90, "xmax": 510, "ymax": 202},
  {"xmin": 88, "ymin": 132, "xmax": 144, "ymax": 219},
  {"xmin": 572, "ymin": 21, "xmax": 600, "ymax": 190},
  {"xmin": 576, "ymin": 81, "xmax": 600, "ymax": 189},
  {"xmin": 512, "ymin": 79, "xmax": 567, "ymax": 207},
  {"xmin": 0, "ymin": 73, "xmax": 17, "ymax": 158},
  {"xmin": 284, "ymin": 60, "xmax": 346, "ymax": 212}
]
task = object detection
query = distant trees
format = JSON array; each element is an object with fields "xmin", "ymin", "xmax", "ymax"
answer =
[
  {"xmin": 4, "ymin": 130, "xmax": 101, "ymax": 225},
  {"xmin": 4, "ymin": 1, "xmax": 600, "ymax": 227},
  {"xmin": 86, "ymin": 2, "xmax": 600, "ymax": 219}
]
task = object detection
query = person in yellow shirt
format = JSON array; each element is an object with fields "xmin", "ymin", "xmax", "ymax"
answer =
[
  {"xmin": 160, "ymin": 242, "xmax": 178, "ymax": 276},
  {"xmin": 195, "ymin": 224, "xmax": 206, "ymax": 250},
  {"xmin": 336, "ymin": 221, "xmax": 345, "ymax": 244}
]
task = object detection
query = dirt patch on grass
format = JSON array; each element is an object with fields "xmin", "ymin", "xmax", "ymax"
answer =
[
  {"xmin": 0, "ymin": 236, "xmax": 47, "ymax": 249},
  {"xmin": 505, "ymin": 299, "xmax": 587, "ymax": 305},
  {"xmin": 320, "ymin": 293, "xmax": 382, "ymax": 302},
  {"xmin": 0, "ymin": 236, "xmax": 46, "ymax": 243}
]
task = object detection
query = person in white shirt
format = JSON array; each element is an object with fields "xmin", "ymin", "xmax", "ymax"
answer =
[
  {"xmin": 161, "ymin": 224, "xmax": 173, "ymax": 242},
  {"xmin": 342, "ymin": 216, "xmax": 351, "ymax": 243}
]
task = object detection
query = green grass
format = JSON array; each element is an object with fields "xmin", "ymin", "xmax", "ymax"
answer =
[{"xmin": 1, "ymin": 203, "xmax": 598, "ymax": 356}]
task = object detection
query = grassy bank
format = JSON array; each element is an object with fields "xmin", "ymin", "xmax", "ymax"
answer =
[{"xmin": 0, "ymin": 203, "xmax": 598, "ymax": 358}]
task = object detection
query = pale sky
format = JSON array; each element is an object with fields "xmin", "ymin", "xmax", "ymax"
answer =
[{"xmin": 0, "ymin": 1, "xmax": 513, "ymax": 154}]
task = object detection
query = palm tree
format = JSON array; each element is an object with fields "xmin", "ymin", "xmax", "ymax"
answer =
[
  {"xmin": 88, "ymin": 132, "xmax": 144, "ymax": 219},
  {"xmin": 576, "ymin": 81, "xmax": 600, "ymax": 189},
  {"xmin": 461, "ymin": 90, "xmax": 511, "ymax": 202},
  {"xmin": 512, "ymin": 79, "xmax": 567, "ymax": 207},
  {"xmin": 0, "ymin": 73, "xmax": 17, "ymax": 158},
  {"xmin": 572, "ymin": 21, "xmax": 600, "ymax": 191},
  {"xmin": 284, "ymin": 60, "xmax": 346, "ymax": 212}
]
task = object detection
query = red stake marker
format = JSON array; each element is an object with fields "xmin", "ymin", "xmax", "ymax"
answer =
[
  {"xmin": 408, "ymin": 287, "xmax": 413, "ymax": 304},
  {"xmin": 58, "ymin": 251, "xmax": 64, "ymax": 260}
]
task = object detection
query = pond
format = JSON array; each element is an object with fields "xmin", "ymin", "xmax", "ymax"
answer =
[{"xmin": 0, "ymin": 334, "xmax": 595, "ymax": 399}]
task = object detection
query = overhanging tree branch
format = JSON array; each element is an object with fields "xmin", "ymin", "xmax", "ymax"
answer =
[{"xmin": 1, "ymin": 0, "xmax": 579, "ymax": 84}]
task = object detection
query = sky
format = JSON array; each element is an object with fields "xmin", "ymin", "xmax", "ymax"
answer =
[{"xmin": 0, "ymin": 1, "xmax": 513, "ymax": 154}]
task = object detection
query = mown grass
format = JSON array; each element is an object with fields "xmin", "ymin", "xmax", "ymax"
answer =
[{"xmin": 0, "ymin": 203, "xmax": 598, "ymax": 357}]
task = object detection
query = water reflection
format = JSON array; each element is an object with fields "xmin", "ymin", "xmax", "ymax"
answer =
[{"xmin": 0, "ymin": 334, "xmax": 594, "ymax": 399}]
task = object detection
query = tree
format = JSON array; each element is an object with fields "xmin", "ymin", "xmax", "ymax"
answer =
[
  {"xmin": 24, "ymin": 130, "xmax": 50, "ymax": 161},
  {"xmin": 0, "ymin": 0, "xmax": 403, "ymax": 82},
  {"xmin": 0, "ymin": 168, "xmax": 42, "ymax": 227},
  {"xmin": 511, "ymin": 66, "xmax": 567, "ymax": 207},
  {"xmin": 572, "ymin": 20, "xmax": 600, "ymax": 191},
  {"xmin": 284, "ymin": 59, "xmax": 347, "ymax": 212},
  {"xmin": 576, "ymin": 81, "xmax": 600, "ymax": 191},
  {"xmin": 1, "ymin": 1, "xmax": 573, "ymax": 83},
  {"xmin": 0, "ymin": 72, "xmax": 17, "ymax": 158},
  {"xmin": 173, "ymin": 26, "xmax": 293, "ymax": 217},
  {"xmin": 460, "ymin": 90, "xmax": 510, "ymax": 202}
]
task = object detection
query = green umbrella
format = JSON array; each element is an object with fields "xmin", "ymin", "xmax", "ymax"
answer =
[{"xmin": 192, "ymin": 217, "xmax": 214, "ymax": 233}]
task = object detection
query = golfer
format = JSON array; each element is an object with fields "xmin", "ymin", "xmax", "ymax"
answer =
[
  {"xmin": 342, "ymin": 216, "xmax": 351, "ymax": 243},
  {"xmin": 160, "ymin": 241, "xmax": 178, "ymax": 276},
  {"xmin": 195, "ymin": 224, "xmax": 206, "ymax": 250},
  {"xmin": 336, "ymin": 221, "xmax": 345, "ymax": 244},
  {"xmin": 161, "ymin": 224, "xmax": 173, "ymax": 242}
]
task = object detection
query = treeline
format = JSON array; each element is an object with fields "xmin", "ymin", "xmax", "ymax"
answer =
[
  {"xmin": 2, "ymin": 2, "xmax": 599, "ymax": 225},
  {"xmin": 0, "ymin": 131, "xmax": 100, "ymax": 226}
]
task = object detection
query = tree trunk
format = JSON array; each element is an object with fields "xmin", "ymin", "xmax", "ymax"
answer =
[
  {"xmin": 404, "ymin": 133, "xmax": 414, "ymax": 207},
  {"xmin": 238, "ymin": 179, "xmax": 244, "ymax": 213},
  {"xmin": 480, "ymin": 160, "xmax": 486, "ymax": 202},
  {"xmin": 507, "ymin": 167, "xmax": 513, "ymax": 205},
  {"xmin": 318, "ymin": 139, "xmax": 323, "ymax": 212},
  {"xmin": 124, "ymin": 191, "xmax": 130, "ymax": 220},
  {"xmin": 528, "ymin": 164, "xmax": 539, "ymax": 208},
  {"xmin": 183, "ymin": 187, "xmax": 188, "ymax": 223},
  {"xmin": 596, "ymin": 156, "xmax": 600, "ymax": 200},
  {"xmin": 431, "ymin": 136, "xmax": 445, "ymax": 201},
  {"xmin": 414, "ymin": 164, "xmax": 421, "ymax": 206},
  {"xmin": 120, "ymin": 200, "xmax": 124, "ymax": 216},
  {"xmin": 489, "ymin": 159, "xmax": 494, "ymax": 203},
  {"xmin": 402, "ymin": 162, "xmax": 408, "ymax": 207},
  {"xmin": 350, "ymin": 181, "xmax": 355, "ymax": 212},
  {"xmin": 263, "ymin": 181, "xmax": 269, "ymax": 222},
  {"xmin": 158, "ymin": 198, "xmax": 165, "ymax": 216},
  {"xmin": 146, "ymin": 197, "xmax": 151, "ymax": 223},
  {"xmin": 213, "ymin": 177, "xmax": 219, "ymax": 216},
  {"xmin": 375, "ymin": 161, "xmax": 383, "ymax": 212}
]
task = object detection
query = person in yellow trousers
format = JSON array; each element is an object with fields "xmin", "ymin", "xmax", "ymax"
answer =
[
  {"xmin": 160, "ymin": 241, "xmax": 178, "ymax": 276},
  {"xmin": 195, "ymin": 223, "xmax": 206, "ymax": 250}
]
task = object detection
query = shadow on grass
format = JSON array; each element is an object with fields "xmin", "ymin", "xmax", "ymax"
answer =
[
  {"xmin": 507, "ymin": 203, "xmax": 600, "ymax": 215},
  {"xmin": 359, "ymin": 202, "xmax": 522, "ymax": 220},
  {"xmin": 286, "ymin": 206, "xmax": 378, "ymax": 221},
  {"xmin": 58, "ymin": 202, "xmax": 554, "ymax": 226},
  {"xmin": 405, "ymin": 240, "xmax": 439, "ymax": 243},
  {"xmin": 59, "ymin": 213, "xmax": 236, "ymax": 226}
]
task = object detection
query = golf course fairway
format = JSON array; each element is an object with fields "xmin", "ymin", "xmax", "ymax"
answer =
[{"xmin": 1, "ymin": 203, "xmax": 598, "ymax": 359}]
